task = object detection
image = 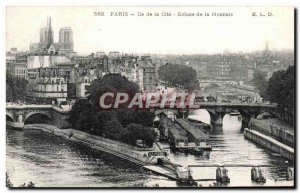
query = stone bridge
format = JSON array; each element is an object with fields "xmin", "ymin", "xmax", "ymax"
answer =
[
  {"xmin": 6, "ymin": 102, "xmax": 278, "ymax": 131},
  {"xmin": 6, "ymin": 104, "xmax": 71, "ymax": 129},
  {"xmin": 152, "ymin": 102, "xmax": 278, "ymax": 130},
  {"xmin": 199, "ymin": 80, "xmax": 224, "ymax": 91}
]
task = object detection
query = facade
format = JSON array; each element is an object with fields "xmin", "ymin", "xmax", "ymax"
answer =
[
  {"xmin": 28, "ymin": 63, "xmax": 77, "ymax": 103},
  {"xmin": 75, "ymin": 69, "xmax": 98, "ymax": 98},
  {"xmin": 138, "ymin": 57, "xmax": 156, "ymax": 91},
  {"xmin": 207, "ymin": 55, "xmax": 231, "ymax": 80},
  {"xmin": 75, "ymin": 76, "xmax": 94, "ymax": 98},
  {"xmin": 27, "ymin": 55, "xmax": 71, "ymax": 69},
  {"xmin": 58, "ymin": 27, "xmax": 74, "ymax": 55},
  {"xmin": 6, "ymin": 55, "xmax": 28, "ymax": 80},
  {"xmin": 108, "ymin": 51, "xmax": 120, "ymax": 58},
  {"xmin": 95, "ymin": 51, "xmax": 106, "ymax": 58},
  {"xmin": 125, "ymin": 61, "xmax": 144, "ymax": 90},
  {"xmin": 14, "ymin": 62, "xmax": 28, "ymax": 80},
  {"xmin": 33, "ymin": 76, "xmax": 68, "ymax": 104},
  {"xmin": 124, "ymin": 56, "xmax": 156, "ymax": 91},
  {"xmin": 207, "ymin": 54, "xmax": 249, "ymax": 81},
  {"xmin": 30, "ymin": 17, "xmax": 76, "ymax": 58}
]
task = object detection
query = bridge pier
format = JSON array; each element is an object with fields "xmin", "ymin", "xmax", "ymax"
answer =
[
  {"xmin": 210, "ymin": 112, "xmax": 224, "ymax": 127},
  {"xmin": 17, "ymin": 114, "xmax": 23, "ymax": 123}
]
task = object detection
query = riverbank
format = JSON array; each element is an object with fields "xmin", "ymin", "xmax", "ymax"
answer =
[
  {"xmin": 244, "ymin": 128, "xmax": 294, "ymax": 162},
  {"xmin": 22, "ymin": 124, "xmax": 168, "ymax": 166},
  {"xmin": 249, "ymin": 118, "xmax": 294, "ymax": 148}
]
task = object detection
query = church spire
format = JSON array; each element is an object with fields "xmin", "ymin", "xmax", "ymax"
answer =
[
  {"xmin": 265, "ymin": 41, "xmax": 269, "ymax": 52},
  {"xmin": 263, "ymin": 41, "xmax": 271, "ymax": 58},
  {"xmin": 47, "ymin": 16, "xmax": 53, "ymax": 49}
]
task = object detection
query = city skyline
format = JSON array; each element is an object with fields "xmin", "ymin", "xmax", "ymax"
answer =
[{"xmin": 6, "ymin": 6, "xmax": 294, "ymax": 55}]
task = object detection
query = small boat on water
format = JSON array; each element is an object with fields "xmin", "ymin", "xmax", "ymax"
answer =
[
  {"xmin": 230, "ymin": 110, "xmax": 241, "ymax": 116},
  {"xmin": 198, "ymin": 141, "xmax": 212, "ymax": 151},
  {"xmin": 189, "ymin": 146, "xmax": 204, "ymax": 155}
]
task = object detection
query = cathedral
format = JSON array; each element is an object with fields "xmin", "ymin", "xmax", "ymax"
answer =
[{"xmin": 30, "ymin": 17, "xmax": 76, "ymax": 58}]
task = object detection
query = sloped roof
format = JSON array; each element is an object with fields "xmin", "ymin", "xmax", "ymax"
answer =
[{"xmin": 137, "ymin": 60, "xmax": 154, "ymax": 68}]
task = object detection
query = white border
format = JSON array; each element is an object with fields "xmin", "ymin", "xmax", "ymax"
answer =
[{"xmin": 1, "ymin": 0, "xmax": 299, "ymax": 193}]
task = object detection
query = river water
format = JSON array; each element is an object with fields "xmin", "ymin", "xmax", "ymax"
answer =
[{"xmin": 6, "ymin": 114, "xmax": 294, "ymax": 187}]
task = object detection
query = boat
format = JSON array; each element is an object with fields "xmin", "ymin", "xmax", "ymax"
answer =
[
  {"xmin": 176, "ymin": 119, "xmax": 213, "ymax": 152},
  {"xmin": 230, "ymin": 110, "xmax": 241, "ymax": 116},
  {"xmin": 216, "ymin": 167, "xmax": 230, "ymax": 183},
  {"xmin": 189, "ymin": 146, "xmax": 204, "ymax": 156},
  {"xmin": 251, "ymin": 167, "xmax": 266, "ymax": 183},
  {"xmin": 176, "ymin": 166, "xmax": 197, "ymax": 186},
  {"xmin": 198, "ymin": 139, "xmax": 212, "ymax": 151}
]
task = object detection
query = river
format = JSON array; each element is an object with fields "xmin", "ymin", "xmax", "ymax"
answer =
[{"xmin": 6, "ymin": 113, "xmax": 294, "ymax": 187}]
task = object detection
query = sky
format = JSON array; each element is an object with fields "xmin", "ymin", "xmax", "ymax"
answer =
[{"xmin": 6, "ymin": 6, "xmax": 294, "ymax": 55}]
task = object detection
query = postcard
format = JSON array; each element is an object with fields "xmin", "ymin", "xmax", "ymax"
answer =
[{"xmin": 6, "ymin": 6, "xmax": 295, "ymax": 188}]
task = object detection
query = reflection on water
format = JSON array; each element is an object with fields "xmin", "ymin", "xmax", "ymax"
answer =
[
  {"xmin": 6, "ymin": 129, "xmax": 148, "ymax": 187},
  {"xmin": 158, "ymin": 114, "xmax": 293, "ymax": 187},
  {"xmin": 6, "ymin": 113, "xmax": 294, "ymax": 187}
]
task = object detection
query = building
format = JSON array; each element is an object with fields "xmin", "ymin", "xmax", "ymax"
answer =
[
  {"xmin": 6, "ymin": 55, "xmax": 28, "ymax": 80},
  {"xmin": 254, "ymin": 42, "xmax": 291, "ymax": 79},
  {"xmin": 33, "ymin": 76, "xmax": 68, "ymax": 104},
  {"xmin": 95, "ymin": 51, "xmax": 106, "ymax": 58},
  {"xmin": 124, "ymin": 56, "xmax": 156, "ymax": 91},
  {"xmin": 14, "ymin": 63, "xmax": 28, "ymax": 80},
  {"xmin": 125, "ymin": 60, "xmax": 144, "ymax": 90},
  {"xmin": 207, "ymin": 55, "xmax": 231, "ymax": 80},
  {"xmin": 74, "ymin": 69, "xmax": 98, "ymax": 98},
  {"xmin": 58, "ymin": 27, "xmax": 74, "ymax": 55},
  {"xmin": 139, "ymin": 58, "xmax": 156, "ymax": 91},
  {"xmin": 207, "ymin": 54, "xmax": 248, "ymax": 81},
  {"xmin": 27, "ymin": 55, "xmax": 71, "ymax": 69},
  {"xmin": 108, "ymin": 51, "xmax": 120, "ymax": 58},
  {"xmin": 30, "ymin": 17, "xmax": 76, "ymax": 58},
  {"xmin": 27, "ymin": 62, "xmax": 77, "ymax": 103}
]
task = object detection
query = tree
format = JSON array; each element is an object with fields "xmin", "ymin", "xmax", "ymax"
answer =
[
  {"xmin": 123, "ymin": 123, "xmax": 157, "ymax": 147},
  {"xmin": 6, "ymin": 72, "xmax": 27, "ymax": 102},
  {"xmin": 265, "ymin": 66, "xmax": 295, "ymax": 111},
  {"xmin": 252, "ymin": 70, "xmax": 268, "ymax": 98},
  {"xmin": 116, "ymin": 109, "xmax": 154, "ymax": 127},
  {"xmin": 133, "ymin": 110, "xmax": 155, "ymax": 127},
  {"xmin": 122, "ymin": 123, "xmax": 141, "ymax": 145},
  {"xmin": 103, "ymin": 119, "xmax": 124, "ymax": 140},
  {"xmin": 88, "ymin": 74, "xmax": 139, "ymax": 110},
  {"xmin": 69, "ymin": 74, "xmax": 157, "ymax": 146},
  {"xmin": 91, "ymin": 110, "xmax": 116, "ymax": 135},
  {"xmin": 158, "ymin": 64, "xmax": 199, "ymax": 92},
  {"xmin": 68, "ymin": 99, "xmax": 95, "ymax": 132}
]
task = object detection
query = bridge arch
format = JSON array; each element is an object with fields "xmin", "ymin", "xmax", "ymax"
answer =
[
  {"xmin": 188, "ymin": 109, "xmax": 211, "ymax": 125},
  {"xmin": 6, "ymin": 113, "xmax": 15, "ymax": 122},
  {"xmin": 203, "ymin": 83, "xmax": 222, "ymax": 92},
  {"xmin": 24, "ymin": 112, "xmax": 52, "ymax": 125}
]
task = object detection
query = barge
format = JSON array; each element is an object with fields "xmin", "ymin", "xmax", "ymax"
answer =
[{"xmin": 176, "ymin": 119, "xmax": 212, "ymax": 151}]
